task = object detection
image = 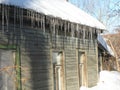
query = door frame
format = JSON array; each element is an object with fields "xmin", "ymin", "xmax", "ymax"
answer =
[
  {"xmin": 51, "ymin": 49, "xmax": 65, "ymax": 90},
  {"xmin": 76, "ymin": 49, "xmax": 88, "ymax": 88}
]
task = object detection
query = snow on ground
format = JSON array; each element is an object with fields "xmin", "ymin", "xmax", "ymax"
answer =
[
  {"xmin": 0, "ymin": 0, "xmax": 106, "ymax": 30},
  {"xmin": 80, "ymin": 70, "xmax": 120, "ymax": 90}
]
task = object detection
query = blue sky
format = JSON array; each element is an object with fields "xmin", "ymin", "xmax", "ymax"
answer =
[{"xmin": 69, "ymin": 0, "xmax": 120, "ymax": 32}]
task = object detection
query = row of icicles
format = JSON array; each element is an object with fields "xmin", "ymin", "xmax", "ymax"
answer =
[{"xmin": 0, "ymin": 4, "xmax": 101, "ymax": 39}]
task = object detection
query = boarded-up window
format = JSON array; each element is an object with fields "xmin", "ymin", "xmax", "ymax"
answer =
[
  {"xmin": 0, "ymin": 50, "xmax": 15, "ymax": 90},
  {"xmin": 52, "ymin": 51, "xmax": 64, "ymax": 90}
]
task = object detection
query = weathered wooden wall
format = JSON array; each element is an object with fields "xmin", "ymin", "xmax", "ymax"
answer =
[
  {"xmin": 0, "ymin": 4, "xmax": 99, "ymax": 90},
  {"xmin": 0, "ymin": 24, "xmax": 98, "ymax": 90},
  {"xmin": 52, "ymin": 36, "xmax": 98, "ymax": 88}
]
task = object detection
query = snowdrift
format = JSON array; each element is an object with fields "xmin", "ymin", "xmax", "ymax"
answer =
[{"xmin": 80, "ymin": 70, "xmax": 120, "ymax": 90}]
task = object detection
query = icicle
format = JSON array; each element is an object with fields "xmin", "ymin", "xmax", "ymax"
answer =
[
  {"xmin": 28, "ymin": 10, "xmax": 30, "ymax": 19},
  {"xmin": 73, "ymin": 24, "xmax": 75, "ymax": 37},
  {"xmin": 82, "ymin": 26, "xmax": 85, "ymax": 45},
  {"xmin": 2, "ymin": 4, "xmax": 5, "ymax": 33},
  {"xmin": 80, "ymin": 27, "xmax": 83, "ymax": 39},
  {"xmin": 83, "ymin": 26, "xmax": 85, "ymax": 39},
  {"xmin": 31, "ymin": 11, "xmax": 33, "ymax": 28},
  {"xmin": 33, "ymin": 11, "xmax": 35, "ymax": 28},
  {"xmin": 17, "ymin": 7, "xmax": 19, "ymax": 26},
  {"xmin": 38, "ymin": 13, "xmax": 41, "ymax": 28},
  {"xmin": 47, "ymin": 16, "xmax": 50, "ymax": 30},
  {"xmin": 19, "ymin": 8, "xmax": 23, "ymax": 45},
  {"xmin": 30, "ymin": 10, "xmax": 32, "ymax": 27},
  {"xmin": 77, "ymin": 25, "xmax": 79, "ymax": 38},
  {"xmin": 79, "ymin": 25, "xmax": 82, "ymax": 38},
  {"xmin": 70, "ymin": 23, "xmax": 72, "ymax": 37},
  {"xmin": 43, "ymin": 15, "xmax": 45, "ymax": 33},
  {"xmin": 55, "ymin": 18, "xmax": 58, "ymax": 48},
  {"xmin": 40, "ymin": 15, "xmax": 42, "ymax": 30},
  {"xmin": 36, "ymin": 13, "xmax": 39, "ymax": 28},
  {"xmin": 4, "ymin": 5, "xmax": 9, "ymax": 32},
  {"xmin": 19, "ymin": 8, "xmax": 22, "ymax": 28},
  {"xmin": 60, "ymin": 20, "xmax": 63, "ymax": 32},
  {"xmin": 86, "ymin": 27, "xmax": 88, "ymax": 45},
  {"xmin": 50, "ymin": 17, "xmax": 52, "ymax": 34},
  {"xmin": 37, "ymin": 13, "xmax": 40, "ymax": 28},
  {"xmin": 12, "ymin": 6, "xmax": 16, "ymax": 44},
  {"xmin": 42, "ymin": 15, "xmax": 44, "ymax": 32},
  {"xmin": 14, "ymin": 7, "xmax": 16, "ymax": 28},
  {"xmin": 70, "ymin": 23, "xmax": 73, "ymax": 48},
  {"xmin": 55, "ymin": 18, "xmax": 56, "ymax": 33},
  {"xmin": 96, "ymin": 29, "xmax": 99, "ymax": 39},
  {"xmin": 92, "ymin": 28, "xmax": 95, "ymax": 39},
  {"xmin": 90, "ymin": 28, "xmax": 92, "ymax": 40},
  {"xmin": 77, "ymin": 25, "xmax": 80, "ymax": 48},
  {"xmin": 21, "ymin": 9, "xmax": 23, "ymax": 28},
  {"xmin": 71, "ymin": 23, "xmax": 73, "ymax": 37},
  {"xmin": 56, "ymin": 19, "xmax": 59, "ymax": 35},
  {"xmin": 64, "ymin": 21, "xmax": 67, "ymax": 37},
  {"xmin": 29, "ymin": 10, "xmax": 31, "ymax": 26},
  {"xmin": 67, "ymin": 22, "xmax": 70, "ymax": 33},
  {"xmin": 55, "ymin": 18, "xmax": 57, "ymax": 34},
  {"xmin": 88, "ymin": 27, "xmax": 90, "ymax": 50},
  {"xmin": 34, "ymin": 12, "xmax": 36, "ymax": 28},
  {"xmin": 53, "ymin": 18, "xmax": 55, "ymax": 34},
  {"xmin": 76, "ymin": 24, "xmax": 78, "ymax": 32},
  {"xmin": 41, "ymin": 15, "xmax": 43, "ymax": 30}
]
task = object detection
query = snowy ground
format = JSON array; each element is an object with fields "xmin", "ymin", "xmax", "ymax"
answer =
[{"xmin": 80, "ymin": 70, "xmax": 120, "ymax": 90}]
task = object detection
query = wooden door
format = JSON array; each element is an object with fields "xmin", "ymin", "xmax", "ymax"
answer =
[{"xmin": 78, "ymin": 51, "xmax": 87, "ymax": 87}]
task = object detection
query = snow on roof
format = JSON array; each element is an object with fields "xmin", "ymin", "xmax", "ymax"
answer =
[{"xmin": 0, "ymin": 0, "xmax": 106, "ymax": 30}]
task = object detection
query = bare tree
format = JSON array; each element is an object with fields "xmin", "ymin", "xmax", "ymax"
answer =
[
  {"xmin": 69, "ymin": 0, "xmax": 120, "ymax": 32},
  {"xmin": 115, "ymin": 25, "xmax": 120, "ymax": 33}
]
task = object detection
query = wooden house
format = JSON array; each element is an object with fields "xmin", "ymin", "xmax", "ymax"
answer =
[{"xmin": 0, "ymin": 0, "xmax": 106, "ymax": 90}]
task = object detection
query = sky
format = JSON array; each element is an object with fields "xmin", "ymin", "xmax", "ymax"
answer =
[{"xmin": 69, "ymin": 0, "xmax": 120, "ymax": 33}]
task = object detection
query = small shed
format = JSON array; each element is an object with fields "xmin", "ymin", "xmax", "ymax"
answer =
[
  {"xmin": 103, "ymin": 33, "xmax": 120, "ymax": 71},
  {"xmin": 0, "ymin": 0, "xmax": 106, "ymax": 90},
  {"xmin": 97, "ymin": 34, "xmax": 116, "ymax": 71}
]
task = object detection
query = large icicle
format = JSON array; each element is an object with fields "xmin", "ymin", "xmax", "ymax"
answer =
[
  {"xmin": 42, "ymin": 15, "xmax": 45, "ymax": 33},
  {"xmin": 5, "ymin": 5, "xmax": 9, "ymax": 32},
  {"xmin": 64, "ymin": 21, "xmax": 67, "ymax": 37},
  {"xmin": 2, "ymin": 4, "xmax": 5, "ymax": 33}
]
